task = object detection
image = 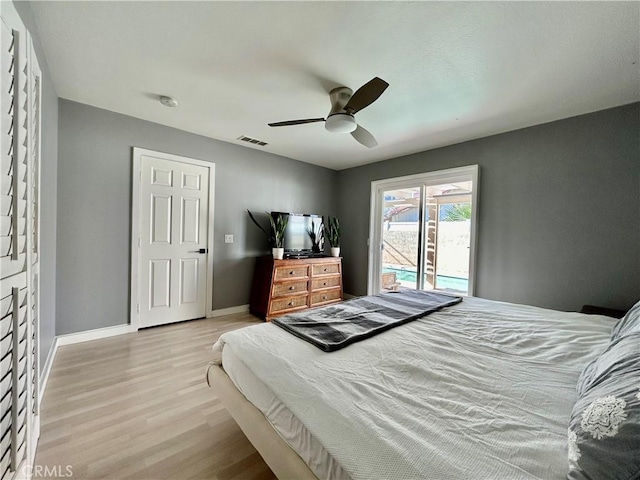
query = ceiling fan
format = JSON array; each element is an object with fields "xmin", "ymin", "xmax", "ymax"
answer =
[{"xmin": 268, "ymin": 77, "xmax": 389, "ymax": 148}]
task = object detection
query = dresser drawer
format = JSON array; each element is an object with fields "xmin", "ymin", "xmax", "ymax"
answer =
[
  {"xmin": 312, "ymin": 263, "xmax": 340, "ymax": 276},
  {"xmin": 270, "ymin": 295, "xmax": 309, "ymax": 314},
  {"xmin": 311, "ymin": 289, "xmax": 342, "ymax": 306},
  {"xmin": 274, "ymin": 265, "xmax": 309, "ymax": 281},
  {"xmin": 251, "ymin": 256, "xmax": 343, "ymax": 321},
  {"xmin": 311, "ymin": 276, "xmax": 341, "ymax": 291},
  {"xmin": 273, "ymin": 281, "xmax": 308, "ymax": 297}
]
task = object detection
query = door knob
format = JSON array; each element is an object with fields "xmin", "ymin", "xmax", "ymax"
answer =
[{"xmin": 189, "ymin": 248, "xmax": 208, "ymax": 254}]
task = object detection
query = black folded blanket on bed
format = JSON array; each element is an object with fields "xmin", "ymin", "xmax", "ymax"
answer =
[{"xmin": 272, "ymin": 289, "xmax": 462, "ymax": 352}]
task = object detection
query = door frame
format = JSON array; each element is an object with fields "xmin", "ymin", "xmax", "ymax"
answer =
[
  {"xmin": 368, "ymin": 165, "xmax": 479, "ymax": 295},
  {"xmin": 130, "ymin": 147, "xmax": 216, "ymax": 329}
]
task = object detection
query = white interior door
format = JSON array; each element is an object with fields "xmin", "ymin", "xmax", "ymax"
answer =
[{"xmin": 138, "ymin": 153, "xmax": 210, "ymax": 328}]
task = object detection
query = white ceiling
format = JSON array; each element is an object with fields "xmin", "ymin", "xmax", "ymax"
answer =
[{"xmin": 31, "ymin": 1, "xmax": 639, "ymax": 171}]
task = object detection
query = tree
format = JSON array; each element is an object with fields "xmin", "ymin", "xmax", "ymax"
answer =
[{"xmin": 441, "ymin": 203, "xmax": 471, "ymax": 221}]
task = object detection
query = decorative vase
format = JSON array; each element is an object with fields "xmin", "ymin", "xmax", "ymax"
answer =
[
  {"xmin": 330, "ymin": 247, "xmax": 340, "ymax": 257},
  {"xmin": 272, "ymin": 247, "xmax": 284, "ymax": 260}
]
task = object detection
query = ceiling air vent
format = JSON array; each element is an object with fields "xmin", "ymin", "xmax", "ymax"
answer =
[{"xmin": 237, "ymin": 135, "xmax": 268, "ymax": 147}]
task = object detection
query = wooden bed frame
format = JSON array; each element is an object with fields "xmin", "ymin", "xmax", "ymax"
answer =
[{"xmin": 206, "ymin": 362, "xmax": 318, "ymax": 480}]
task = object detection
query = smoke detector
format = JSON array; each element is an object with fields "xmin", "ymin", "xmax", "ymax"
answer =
[{"xmin": 160, "ymin": 95, "xmax": 178, "ymax": 108}]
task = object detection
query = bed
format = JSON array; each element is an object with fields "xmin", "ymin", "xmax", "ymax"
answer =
[{"xmin": 207, "ymin": 294, "xmax": 638, "ymax": 480}]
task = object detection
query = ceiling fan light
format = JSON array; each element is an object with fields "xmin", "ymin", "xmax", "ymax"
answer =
[{"xmin": 325, "ymin": 113, "xmax": 357, "ymax": 133}]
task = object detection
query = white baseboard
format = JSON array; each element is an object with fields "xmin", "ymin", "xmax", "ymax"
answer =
[
  {"xmin": 39, "ymin": 325, "xmax": 135, "ymax": 403},
  {"xmin": 56, "ymin": 323, "xmax": 138, "ymax": 347},
  {"xmin": 210, "ymin": 304, "xmax": 249, "ymax": 317},
  {"xmin": 39, "ymin": 337, "xmax": 59, "ymax": 401}
]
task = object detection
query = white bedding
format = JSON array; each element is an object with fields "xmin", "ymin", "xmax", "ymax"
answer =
[
  {"xmin": 213, "ymin": 296, "xmax": 613, "ymax": 480},
  {"xmin": 222, "ymin": 346, "xmax": 350, "ymax": 479}
]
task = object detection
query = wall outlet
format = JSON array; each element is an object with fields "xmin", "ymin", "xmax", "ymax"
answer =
[{"xmin": 224, "ymin": 234, "xmax": 234, "ymax": 244}]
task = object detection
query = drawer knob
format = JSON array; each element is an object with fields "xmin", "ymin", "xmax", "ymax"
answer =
[
  {"xmin": 289, "ymin": 271, "xmax": 294, "ymax": 275},
  {"xmin": 322, "ymin": 296, "xmax": 327, "ymax": 300},
  {"xmin": 289, "ymin": 286, "xmax": 295, "ymax": 290},
  {"xmin": 323, "ymin": 268, "xmax": 327, "ymax": 272},
  {"xmin": 323, "ymin": 282, "xmax": 327, "ymax": 286},
  {"xmin": 288, "ymin": 301, "xmax": 293, "ymax": 306}
]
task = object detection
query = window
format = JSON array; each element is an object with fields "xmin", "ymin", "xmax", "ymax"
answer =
[{"xmin": 368, "ymin": 165, "xmax": 479, "ymax": 295}]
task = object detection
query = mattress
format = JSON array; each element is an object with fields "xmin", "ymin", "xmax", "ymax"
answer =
[
  {"xmin": 222, "ymin": 346, "xmax": 350, "ymax": 479},
  {"xmin": 214, "ymin": 296, "xmax": 614, "ymax": 480}
]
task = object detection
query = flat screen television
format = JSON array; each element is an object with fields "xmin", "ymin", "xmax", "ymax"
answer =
[{"xmin": 271, "ymin": 212, "xmax": 322, "ymax": 256}]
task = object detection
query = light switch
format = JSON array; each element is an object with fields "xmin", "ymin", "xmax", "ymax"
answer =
[{"xmin": 224, "ymin": 234, "xmax": 234, "ymax": 244}]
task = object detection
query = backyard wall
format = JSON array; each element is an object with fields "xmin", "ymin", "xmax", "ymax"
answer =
[{"xmin": 383, "ymin": 222, "xmax": 470, "ymax": 278}]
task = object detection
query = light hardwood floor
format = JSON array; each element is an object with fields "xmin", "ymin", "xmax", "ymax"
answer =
[{"xmin": 35, "ymin": 313, "xmax": 276, "ymax": 480}]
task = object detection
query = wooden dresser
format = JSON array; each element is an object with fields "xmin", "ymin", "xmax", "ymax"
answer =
[{"xmin": 250, "ymin": 256, "xmax": 343, "ymax": 320}]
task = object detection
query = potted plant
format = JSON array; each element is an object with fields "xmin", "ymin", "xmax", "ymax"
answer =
[
  {"xmin": 307, "ymin": 218, "xmax": 324, "ymax": 254},
  {"xmin": 326, "ymin": 216, "xmax": 341, "ymax": 257},
  {"xmin": 247, "ymin": 210, "xmax": 288, "ymax": 259}
]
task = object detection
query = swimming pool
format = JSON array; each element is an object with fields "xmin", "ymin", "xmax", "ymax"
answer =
[{"xmin": 383, "ymin": 267, "xmax": 469, "ymax": 292}]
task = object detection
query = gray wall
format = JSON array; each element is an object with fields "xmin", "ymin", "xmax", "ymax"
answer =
[
  {"xmin": 337, "ymin": 103, "xmax": 640, "ymax": 312},
  {"xmin": 57, "ymin": 100, "xmax": 337, "ymax": 335},
  {"xmin": 14, "ymin": 2, "xmax": 58, "ymax": 370}
]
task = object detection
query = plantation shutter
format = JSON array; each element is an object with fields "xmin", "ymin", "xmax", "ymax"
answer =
[
  {"xmin": 0, "ymin": 2, "xmax": 42, "ymax": 478},
  {"xmin": 0, "ymin": 19, "xmax": 29, "ymax": 479},
  {"xmin": 28, "ymin": 38, "xmax": 40, "ymax": 422}
]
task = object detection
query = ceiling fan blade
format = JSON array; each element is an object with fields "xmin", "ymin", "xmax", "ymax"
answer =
[
  {"xmin": 268, "ymin": 118, "xmax": 325, "ymax": 127},
  {"xmin": 351, "ymin": 125, "xmax": 378, "ymax": 148},
  {"xmin": 344, "ymin": 77, "xmax": 389, "ymax": 114}
]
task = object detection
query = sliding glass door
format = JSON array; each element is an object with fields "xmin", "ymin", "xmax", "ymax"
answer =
[
  {"xmin": 368, "ymin": 166, "xmax": 479, "ymax": 295},
  {"xmin": 381, "ymin": 186, "xmax": 422, "ymax": 290}
]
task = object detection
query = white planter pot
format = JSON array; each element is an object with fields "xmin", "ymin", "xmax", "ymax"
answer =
[
  {"xmin": 272, "ymin": 247, "xmax": 284, "ymax": 260},
  {"xmin": 330, "ymin": 247, "xmax": 341, "ymax": 257}
]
